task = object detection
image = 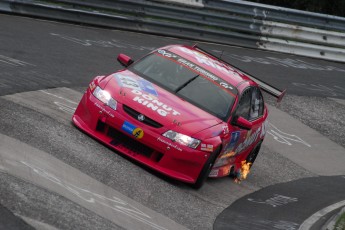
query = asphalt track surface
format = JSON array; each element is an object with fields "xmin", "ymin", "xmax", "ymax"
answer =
[{"xmin": 0, "ymin": 13, "xmax": 344, "ymax": 230}]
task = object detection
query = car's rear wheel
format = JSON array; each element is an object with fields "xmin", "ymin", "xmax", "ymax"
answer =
[{"xmin": 192, "ymin": 146, "xmax": 221, "ymax": 189}]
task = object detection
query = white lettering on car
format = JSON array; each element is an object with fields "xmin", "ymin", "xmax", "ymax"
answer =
[
  {"xmin": 157, "ymin": 49, "xmax": 177, "ymax": 58},
  {"xmin": 236, "ymin": 128, "xmax": 261, "ymax": 153},
  {"xmin": 235, "ymin": 121, "xmax": 268, "ymax": 153},
  {"xmin": 220, "ymin": 82, "xmax": 233, "ymax": 90},
  {"xmin": 179, "ymin": 47, "xmax": 235, "ymax": 75},
  {"xmin": 132, "ymin": 90, "xmax": 180, "ymax": 116},
  {"xmin": 157, "ymin": 137, "xmax": 182, "ymax": 151},
  {"xmin": 94, "ymin": 102, "xmax": 115, "ymax": 118}
]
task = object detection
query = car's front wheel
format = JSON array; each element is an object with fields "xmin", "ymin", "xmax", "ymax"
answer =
[
  {"xmin": 246, "ymin": 141, "xmax": 262, "ymax": 166},
  {"xmin": 192, "ymin": 146, "xmax": 221, "ymax": 189}
]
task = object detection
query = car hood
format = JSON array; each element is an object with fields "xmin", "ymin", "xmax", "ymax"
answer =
[{"xmin": 104, "ymin": 70, "xmax": 222, "ymax": 136}]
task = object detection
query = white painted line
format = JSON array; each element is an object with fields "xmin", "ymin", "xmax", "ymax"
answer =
[
  {"xmin": 19, "ymin": 215, "xmax": 60, "ymax": 230},
  {"xmin": 0, "ymin": 133, "xmax": 188, "ymax": 230},
  {"xmin": 328, "ymin": 98, "xmax": 345, "ymax": 107},
  {"xmin": 4, "ymin": 88, "xmax": 81, "ymax": 126},
  {"xmin": 265, "ymin": 104, "xmax": 345, "ymax": 176},
  {"xmin": 267, "ymin": 122, "xmax": 311, "ymax": 147},
  {"xmin": 247, "ymin": 194, "xmax": 298, "ymax": 208},
  {"xmin": 299, "ymin": 200, "xmax": 345, "ymax": 230},
  {"xmin": 40, "ymin": 90, "xmax": 78, "ymax": 104},
  {"xmin": 54, "ymin": 101, "xmax": 76, "ymax": 114},
  {"xmin": 0, "ymin": 55, "xmax": 36, "ymax": 67},
  {"xmin": 153, "ymin": 0, "xmax": 203, "ymax": 7}
]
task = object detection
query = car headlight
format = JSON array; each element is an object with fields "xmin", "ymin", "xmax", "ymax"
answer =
[
  {"xmin": 93, "ymin": 86, "xmax": 117, "ymax": 110},
  {"xmin": 163, "ymin": 130, "xmax": 200, "ymax": 149}
]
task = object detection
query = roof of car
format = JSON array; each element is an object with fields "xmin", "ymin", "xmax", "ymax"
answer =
[{"xmin": 165, "ymin": 45, "xmax": 253, "ymax": 89}]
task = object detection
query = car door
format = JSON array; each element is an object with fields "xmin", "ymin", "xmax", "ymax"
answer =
[
  {"xmin": 232, "ymin": 86, "xmax": 265, "ymax": 155},
  {"xmin": 216, "ymin": 86, "xmax": 265, "ymax": 166}
]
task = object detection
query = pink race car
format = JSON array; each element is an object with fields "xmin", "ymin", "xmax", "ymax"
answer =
[{"xmin": 73, "ymin": 45, "xmax": 285, "ymax": 188}]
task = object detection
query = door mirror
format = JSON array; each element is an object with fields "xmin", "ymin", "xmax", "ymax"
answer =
[
  {"xmin": 117, "ymin": 54, "xmax": 134, "ymax": 67},
  {"xmin": 233, "ymin": 116, "xmax": 253, "ymax": 130}
]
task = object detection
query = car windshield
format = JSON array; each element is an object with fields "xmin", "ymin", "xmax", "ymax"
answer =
[{"xmin": 131, "ymin": 52, "xmax": 235, "ymax": 120}]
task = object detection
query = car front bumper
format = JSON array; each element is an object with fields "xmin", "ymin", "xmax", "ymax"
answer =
[{"xmin": 72, "ymin": 88, "xmax": 211, "ymax": 183}]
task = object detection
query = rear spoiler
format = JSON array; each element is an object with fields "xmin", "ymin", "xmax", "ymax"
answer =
[{"xmin": 192, "ymin": 44, "xmax": 286, "ymax": 102}]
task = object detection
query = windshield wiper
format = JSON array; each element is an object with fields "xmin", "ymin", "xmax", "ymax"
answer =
[{"xmin": 175, "ymin": 75, "xmax": 199, "ymax": 93}]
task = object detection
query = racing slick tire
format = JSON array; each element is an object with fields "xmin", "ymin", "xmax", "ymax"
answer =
[{"xmin": 192, "ymin": 146, "xmax": 221, "ymax": 189}]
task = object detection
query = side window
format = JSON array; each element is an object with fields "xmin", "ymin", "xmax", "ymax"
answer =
[
  {"xmin": 249, "ymin": 87, "xmax": 264, "ymax": 120},
  {"xmin": 235, "ymin": 87, "xmax": 264, "ymax": 121},
  {"xmin": 235, "ymin": 88, "xmax": 252, "ymax": 120}
]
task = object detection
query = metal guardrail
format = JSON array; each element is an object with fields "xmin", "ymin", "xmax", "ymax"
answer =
[
  {"xmin": 205, "ymin": 0, "xmax": 345, "ymax": 33},
  {"xmin": 0, "ymin": 0, "xmax": 260, "ymax": 48},
  {"xmin": 1, "ymin": 0, "xmax": 345, "ymax": 63}
]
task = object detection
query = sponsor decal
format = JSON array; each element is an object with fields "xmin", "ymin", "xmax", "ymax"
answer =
[
  {"xmin": 156, "ymin": 50, "xmax": 237, "ymax": 95},
  {"xmin": 209, "ymin": 168, "xmax": 219, "ymax": 177},
  {"xmin": 230, "ymin": 131, "xmax": 241, "ymax": 147},
  {"xmin": 260, "ymin": 119, "xmax": 268, "ymax": 138},
  {"xmin": 114, "ymin": 73, "xmax": 158, "ymax": 96},
  {"xmin": 138, "ymin": 79, "xmax": 158, "ymax": 96},
  {"xmin": 178, "ymin": 47, "xmax": 240, "ymax": 80},
  {"xmin": 115, "ymin": 74, "xmax": 141, "ymax": 91},
  {"xmin": 222, "ymin": 125, "xmax": 229, "ymax": 135},
  {"xmin": 94, "ymin": 102, "xmax": 114, "ymax": 118},
  {"xmin": 157, "ymin": 49, "xmax": 178, "ymax": 59},
  {"xmin": 221, "ymin": 131, "xmax": 240, "ymax": 158},
  {"xmin": 131, "ymin": 90, "xmax": 180, "ymax": 117},
  {"xmin": 200, "ymin": 144, "xmax": 213, "ymax": 152},
  {"xmin": 235, "ymin": 128, "xmax": 261, "ymax": 153},
  {"xmin": 157, "ymin": 137, "xmax": 182, "ymax": 151},
  {"xmin": 89, "ymin": 81, "xmax": 96, "ymax": 91},
  {"xmin": 121, "ymin": 121, "xmax": 144, "ymax": 139},
  {"xmin": 220, "ymin": 151, "xmax": 236, "ymax": 159}
]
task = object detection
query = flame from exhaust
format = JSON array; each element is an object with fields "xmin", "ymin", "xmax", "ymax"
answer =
[
  {"xmin": 234, "ymin": 160, "xmax": 252, "ymax": 183},
  {"xmin": 241, "ymin": 160, "xmax": 252, "ymax": 179}
]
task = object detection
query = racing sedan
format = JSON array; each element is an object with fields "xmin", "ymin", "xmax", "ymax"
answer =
[{"xmin": 72, "ymin": 44, "xmax": 285, "ymax": 188}]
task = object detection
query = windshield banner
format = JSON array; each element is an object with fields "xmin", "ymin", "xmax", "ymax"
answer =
[{"xmin": 156, "ymin": 49, "xmax": 238, "ymax": 96}]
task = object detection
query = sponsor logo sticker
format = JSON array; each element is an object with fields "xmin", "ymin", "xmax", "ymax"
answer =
[
  {"xmin": 114, "ymin": 73, "xmax": 158, "ymax": 96},
  {"xmin": 220, "ymin": 151, "xmax": 236, "ymax": 159},
  {"xmin": 115, "ymin": 74, "xmax": 141, "ymax": 91},
  {"xmin": 157, "ymin": 137, "xmax": 182, "ymax": 151},
  {"xmin": 89, "ymin": 81, "xmax": 96, "ymax": 91},
  {"xmin": 209, "ymin": 169, "xmax": 219, "ymax": 177},
  {"xmin": 121, "ymin": 121, "xmax": 144, "ymax": 139},
  {"xmin": 221, "ymin": 131, "xmax": 241, "ymax": 157},
  {"xmin": 201, "ymin": 144, "xmax": 214, "ymax": 152},
  {"xmin": 222, "ymin": 125, "xmax": 229, "ymax": 135},
  {"xmin": 229, "ymin": 131, "xmax": 241, "ymax": 147},
  {"xmin": 156, "ymin": 49, "xmax": 237, "ymax": 96},
  {"xmin": 138, "ymin": 79, "xmax": 158, "ymax": 96},
  {"xmin": 94, "ymin": 102, "xmax": 115, "ymax": 118},
  {"xmin": 235, "ymin": 128, "xmax": 261, "ymax": 153},
  {"xmin": 132, "ymin": 90, "xmax": 180, "ymax": 117}
]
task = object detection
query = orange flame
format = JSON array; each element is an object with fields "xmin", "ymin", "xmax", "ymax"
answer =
[
  {"xmin": 234, "ymin": 160, "xmax": 252, "ymax": 183},
  {"xmin": 241, "ymin": 160, "xmax": 252, "ymax": 179}
]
